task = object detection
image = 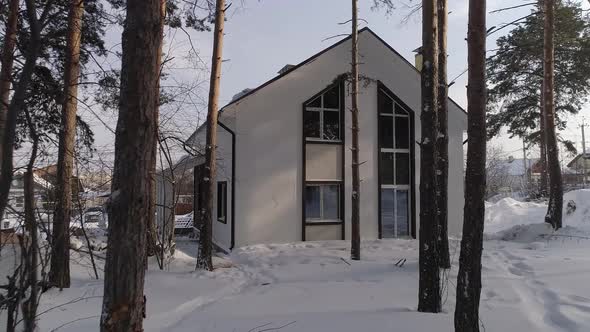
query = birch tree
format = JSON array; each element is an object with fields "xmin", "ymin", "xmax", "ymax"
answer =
[
  {"xmin": 100, "ymin": 0, "xmax": 164, "ymax": 330},
  {"xmin": 197, "ymin": 0, "xmax": 226, "ymax": 271},
  {"xmin": 49, "ymin": 0, "xmax": 85, "ymax": 289},
  {"xmin": 543, "ymin": 0, "xmax": 563, "ymax": 229},
  {"xmin": 350, "ymin": 0, "xmax": 361, "ymax": 261},
  {"xmin": 418, "ymin": 0, "xmax": 441, "ymax": 313},
  {"xmin": 454, "ymin": 0, "xmax": 487, "ymax": 330}
]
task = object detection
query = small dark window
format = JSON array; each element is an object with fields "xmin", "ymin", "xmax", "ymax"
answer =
[
  {"xmin": 379, "ymin": 115, "xmax": 394, "ymax": 148},
  {"xmin": 378, "ymin": 89, "xmax": 393, "ymax": 114},
  {"xmin": 380, "ymin": 153, "xmax": 394, "ymax": 185},
  {"xmin": 217, "ymin": 182, "xmax": 227, "ymax": 223},
  {"xmin": 323, "ymin": 86, "xmax": 340, "ymax": 109},
  {"xmin": 395, "ymin": 153, "xmax": 410, "ymax": 185},
  {"xmin": 305, "ymin": 184, "xmax": 341, "ymax": 221},
  {"xmin": 304, "ymin": 111, "xmax": 320, "ymax": 138},
  {"xmin": 323, "ymin": 111, "xmax": 340, "ymax": 140},
  {"xmin": 395, "ymin": 117, "xmax": 410, "ymax": 149}
]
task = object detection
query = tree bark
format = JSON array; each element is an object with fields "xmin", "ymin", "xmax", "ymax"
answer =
[
  {"xmin": 539, "ymin": 81, "xmax": 548, "ymax": 196},
  {"xmin": 50, "ymin": 0, "xmax": 85, "ymax": 289},
  {"xmin": 100, "ymin": 0, "xmax": 164, "ymax": 330},
  {"xmin": 454, "ymin": 0, "xmax": 487, "ymax": 330},
  {"xmin": 0, "ymin": 0, "xmax": 42, "ymax": 222},
  {"xmin": 197, "ymin": 0, "xmax": 226, "ymax": 271},
  {"xmin": 418, "ymin": 0, "xmax": 441, "ymax": 313},
  {"xmin": 350, "ymin": 0, "xmax": 361, "ymax": 261},
  {"xmin": 22, "ymin": 110, "xmax": 39, "ymax": 332},
  {"xmin": 543, "ymin": 0, "xmax": 563, "ymax": 230},
  {"xmin": 0, "ymin": 0, "xmax": 19, "ymax": 167},
  {"xmin": 436, "ymin": 0, "xmax": 451, "ymax": 269}
]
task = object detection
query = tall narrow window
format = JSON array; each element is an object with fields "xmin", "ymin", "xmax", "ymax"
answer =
[
  {"xmin": 378, "ymin": 87, "xmax": 412, "ymax": 238},
  {"xmin": 305, "ymin": 184, "xmax": 341, "ymax": 222},
  {"xmin": 217, "ymin": 181, "xmax": 227, "ymax": 223},
  {"xmin": 304, "ymin": 85, "xmax": 341, "ymax": 141}
]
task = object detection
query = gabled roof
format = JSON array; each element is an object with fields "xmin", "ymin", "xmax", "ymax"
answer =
[
  {"xmin": 220, "ymin": 27, "xmax": 467, "ymax": 114},
  {"xmin": 567, "ymin": 152, "xmax": 590, "ymax": 168}
]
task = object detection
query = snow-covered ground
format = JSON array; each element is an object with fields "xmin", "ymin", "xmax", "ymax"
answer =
[{"xmin": 2, "ymin": 190, "xmax": 590, "ymax": 331}]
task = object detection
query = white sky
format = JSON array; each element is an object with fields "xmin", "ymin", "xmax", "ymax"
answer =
[{"xmin": 77, "ymin": 0, "xmax": 590, "ymax": 168}]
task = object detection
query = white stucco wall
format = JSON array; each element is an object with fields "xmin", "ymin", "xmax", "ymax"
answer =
[{"xmin": 213, "ymin": 29, "xmax": 466, "ymax": 247}]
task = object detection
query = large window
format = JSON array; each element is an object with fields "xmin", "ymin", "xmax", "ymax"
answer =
[
  {"xmin": 217, "ymin": 181, "xmax": 227, "ymax": 223},
  {"xmin": 305, "ymin": 183, "xmax": 340, "ymax": 222},
  {"xmin": 304, "ymin": 85, "xmax": 341, "ymax": 141},
  {"xmin": 378, "ymin": 88, "xmax": 411, "ymax": 186},
  {"xmin": 378, "ymin": 87, "xmax": 412, "ymax": 238}
]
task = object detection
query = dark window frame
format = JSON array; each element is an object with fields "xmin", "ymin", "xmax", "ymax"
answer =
[
  {"xmin": 377, "ymin": 83, "xmax": 416, "ymax": 239},
  {"xmin": 217, "ymin": 181, "xmax": 227, "ymax": 224},
  {"xmin": 304, "ymin": 182, "xmax": 342, "ymax": 223},
  {"xmin": 304, "ymin": 85, "xmax": 342, "ymax": 142}
]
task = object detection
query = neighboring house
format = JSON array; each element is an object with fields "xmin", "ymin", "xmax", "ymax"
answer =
[
  {"xmin": 187, "ymin": 28, "xmax": 467, "ymax": 251},
  {"xmin": 567, "ymin": 150, "xmax": 590, "ymax": 183},
  {"xmin": 2, "ymin": 165, "xmax": 84, "ymax": 229}
]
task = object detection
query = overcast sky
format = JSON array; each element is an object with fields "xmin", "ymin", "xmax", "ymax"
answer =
[{"xmin": 78, "ymin": 0, "xmax": 590, "ymax": 167}]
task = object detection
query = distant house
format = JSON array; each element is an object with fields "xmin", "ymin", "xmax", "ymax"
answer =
[
  {"xmin": 1, "ymin": 165, "xmax": 84, "ymax": 229},
  {"xmin": 186, "ymin": 28, "xmax": 467, "ymax": 251},
  {"xmin": 567, "ymin": 150, "xmax": 590, "ymax": 183}
]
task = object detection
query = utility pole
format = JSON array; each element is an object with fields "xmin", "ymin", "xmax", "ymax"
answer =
[{"xmin": 581, "ymin": 121, "xmax": 587, "ymax": 186}]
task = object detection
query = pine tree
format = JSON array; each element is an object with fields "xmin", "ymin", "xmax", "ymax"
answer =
[
  {"xmin": 543, "ymin": 0, "xmax": 563, "ymax": 229},
  {"xmin": 487, "ymin": 0, "xmax": 590, "ymax": 145},
  {"xmin": 100, "ymin": 0, "xmax": 164, "ymax": 329},
  {"xmin": 454, "ymin": 0, "xmax": 487, "ymax": 330},
  {"xmin": 197, "ymin": 0, "xmax": 226, "ymax": 271},
  {"xmin": 50, "ymin": 0, "xmax": 85, "ymax": 289},
  {"xmin": 350, "ymin": 0, "xmax": 361, "ymax": 261},
  {"xmin": 418, "ymin": 0, "xmax": 441, "ymax": 313},
  {"xmin": 436, "ymin": 0, "xmax": 451, "ymax": 269}
]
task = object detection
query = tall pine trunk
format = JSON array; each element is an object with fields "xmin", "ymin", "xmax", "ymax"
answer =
[
  {"xmin": 436, "ymin": 0, "xmax": 451, "ymax": 269},
  {"xmin": 543, "ymin": 0, "xmax": 563, "ymax": 229},
  {"xmin": 197, "ymin": 0, "xmax": 226, "ymax": 271},
  {"xmin": 539, "ymin": 81, "xmax": 548, "ymax": 196},
  {"xmin": 22, "ymin": 111, "xmax": 39, "ymax": 332},
  {"xmin": 418, "ymin": 0, "xmax": 441, "ymax": 313},
  {"xmin": 454, "ymin": 0, "xmax": 487, "ymax": 330},
  {"xmin": 350, "ymin": 0, "xmax": 361, "ymax": 261},
  {"xmin": 100, "ymin": 0, "xmax": 164, "ymax": 330},
  {"xmin": 0, "ymin": 0, "xmax": 19, "ymax": 167},
  {"xmin": 50, "ymin": 0, "xmax": 85, "ymax": 289}
]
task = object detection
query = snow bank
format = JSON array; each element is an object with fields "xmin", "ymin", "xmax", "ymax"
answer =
[{"xmin": 485, "ymin": 189, "xmax": 590, "ymax": 242}]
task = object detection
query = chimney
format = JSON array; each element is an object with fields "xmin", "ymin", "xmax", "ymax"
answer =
[
  {"xmin": 278, "ymin": 64, "xmax": 295, "ymax": 75},
  {"xmin": 413, "ymin": 47, "xmax": 423, "ymax": 71}
]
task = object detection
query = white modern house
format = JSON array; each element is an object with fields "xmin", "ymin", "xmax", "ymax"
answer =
[{"xmin": 188, "ymin": 28, "xmax": 467, "ymax": 252}]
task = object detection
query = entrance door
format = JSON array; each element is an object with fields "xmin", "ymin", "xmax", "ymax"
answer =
[{"xmin": 378, "ymin": 86, "xmax": 413, "ymax": 238}]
